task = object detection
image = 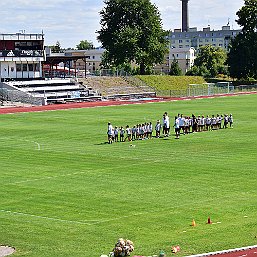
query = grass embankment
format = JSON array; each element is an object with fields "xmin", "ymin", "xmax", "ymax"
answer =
[
  {"xmin": 0, "ymin": 94, "xmax": 256, "ymax": 256},
  {"xmin": 136, "ymin": 75, "xmax": 206, "ymax": 90}
]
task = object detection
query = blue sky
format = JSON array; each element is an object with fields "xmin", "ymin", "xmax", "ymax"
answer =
[{"xmin": 0, "ymin": 0, "xmax": 244, "ymax": 48}]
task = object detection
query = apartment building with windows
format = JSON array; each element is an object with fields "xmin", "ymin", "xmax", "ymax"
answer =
[{"xmin": 169, "ymin": 26, "xmax": 241, "ymax": 52}]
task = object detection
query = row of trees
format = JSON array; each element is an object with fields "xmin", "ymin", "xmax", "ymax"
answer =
[
  {"xmin": 96, "ymin": 0, "xmax": 257, "ymax": 79},
  {"xmin": 46, "ymin": 40, "xmax": 95, "ymax": 52},
  {"xmin": 47, "ymin": 0, "xmax": 257, "ymax": 79}
]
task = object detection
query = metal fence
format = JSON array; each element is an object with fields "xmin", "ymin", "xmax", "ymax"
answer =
[{"xmin": 156, "ymin": 83, "xmax": 257, "ymax": 97}]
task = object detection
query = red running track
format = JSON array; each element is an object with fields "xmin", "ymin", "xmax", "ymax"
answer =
[
  {"xmin": 186, "ymin": 246, "xmax": 257, "ymax": 257},
  {"xmin": 0, "ymin": 91, "xmax": 256, "ymax": 115}
]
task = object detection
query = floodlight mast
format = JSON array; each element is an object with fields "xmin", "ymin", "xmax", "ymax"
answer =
[{"xmin": 181, "ymin": 0, "xmax": 189, "ymax": 32}]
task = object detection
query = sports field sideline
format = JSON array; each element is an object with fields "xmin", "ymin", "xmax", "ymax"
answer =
[{"xmin": 0, "ymin": 93, "xmax": 256, "ymax": 256}]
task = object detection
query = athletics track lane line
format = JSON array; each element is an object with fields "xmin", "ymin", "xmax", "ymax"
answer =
[{"xmin": 0, "ymin": 91, "xmax": 256, "ymax": 115}]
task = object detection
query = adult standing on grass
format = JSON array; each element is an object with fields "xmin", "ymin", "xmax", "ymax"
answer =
[
  {"xmin": 174, "ymin": 116, "xmax": 180, "ymax": 139},
  {"xmin": 229, "ymin": 114, "xmax": 233, "ymax": 128},
  {"xmin": 107, "ymin": 122, "xmax": 113, "ymax": 144},
  {"xmin": 162, "ymin": 112, "xmax": 170, "ymax": 137}
]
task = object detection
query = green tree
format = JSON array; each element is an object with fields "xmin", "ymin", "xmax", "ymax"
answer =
[
  {"xmin": 193, "ymin": 45, "xmax": 227, "ymax": 77},
  {"xmin": 228, "ymin": 0, "xmax": 257, "ymax": 79},
  {"xmin": 46, "ymin": 41, "xmax": 62, "ymax": 53},
  {"xmin": 76, "ymin": 40, "xmax": 94, "ymax": 50},
  {"xmin": 97, "ymin": 0, "xmax": 168, "ymax": 75},
  {"xmin": 185, "ymin": 65, "xmax": 211, "ymax": 77},
  {"xmin": 169, "ymin": 59, "xmax": 182, "ymax": 76}
]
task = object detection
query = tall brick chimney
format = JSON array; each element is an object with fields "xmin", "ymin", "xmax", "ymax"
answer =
[{"xmin": 181, "ymin": 0, "xmax": 189, "ymax": 32}]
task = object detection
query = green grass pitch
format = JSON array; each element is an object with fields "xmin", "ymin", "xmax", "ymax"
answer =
[{"xmin": 0, "ymin": 94, "xmax": 256, "ymax": 257}]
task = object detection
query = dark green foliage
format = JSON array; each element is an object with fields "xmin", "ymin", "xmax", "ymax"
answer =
[
  {"xmin": 97, "ymin": 0, "xmax": 169, "ymax": 75},
  {"xmin": 76, "ymin": 40, "xmax": 94, "ymax": 50},
  {"xmin": 186, "ymin": 65, "xmax": 211, "ymax": 77},
  {"xmin": 169, "ymin": 59, "xmax": 182, "ymax": 76},
  {"xmin": 189, "ymin": 45, "xmax": 227, "ymax": 78},
  {"xmin": 46, "ymin": 41, "xmax": 62, "ymax": 53},
  {"xmin": 228, "ymin": 0, "xmax": 257, "ymax": 79}
]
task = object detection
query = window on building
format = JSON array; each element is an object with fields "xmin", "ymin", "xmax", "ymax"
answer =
[
  {"xmin": 22, "ymin": 64, "xmax": 27, "ymax": 71},
  {"xmin": 179, "ymin": 45, "xmax": 183, "ymax": 48},
  {"xmin": 219, "ymin": 44, "xmax": 223, "ymax": 47},
  {"xmin": 28, "ymin": 64, "xmax": 33, "ymax": 71},
  {"xmin": 92, "ymin": 56, "xmax": 95, "ymax": 59},
  {"xmin": 34, "ymin": 63, "xmax": 40, "ymax": 71},
  {"xmin": 179, "ymin": 39, "xmax": 183, "ymax": 43},
  {"xmin": 16, "ymin": 64, "xmax": 22, "ymax": 72},
  {"xmin": 205, "ymin": 39, "xmax": 209, "ymax": 42}
]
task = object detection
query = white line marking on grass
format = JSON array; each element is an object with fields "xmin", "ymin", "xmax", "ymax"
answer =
[
  {"xmin": 0, "ymin": 137, "xmax": 41, "ymax": 150},
  {"xmin": 8, "ymin": 171, "xmax": 89, "ymax": 185},
  {"xmin": 0, "ymin": 209, "xmax": 93, "ymax": 226}
]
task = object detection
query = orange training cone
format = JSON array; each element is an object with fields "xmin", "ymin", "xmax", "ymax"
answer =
[
  {"xmin": 192, "ymin": 219, "xmax": 196, "ymax": 227},
  {"xmin": 207, "ymin": 217, "xmax": 212, "ymax": 224}
]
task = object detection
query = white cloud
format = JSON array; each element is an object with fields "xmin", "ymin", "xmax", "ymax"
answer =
[{"xmin": 0, "ymin": 0, "xmax": 245, "ymax": 48}]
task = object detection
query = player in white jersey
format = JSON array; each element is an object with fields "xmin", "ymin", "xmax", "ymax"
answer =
[
  {"xmin": 179, "ymin": 114, "xmax": 185, "ymax": 134},
  {"xmin": 211, "ymin": 115, "xmax": 217, "ymax": 130},
  {"xmin": 229, "ymin": 114, "xmax": 233, "ymax": 128},
  {"xmin": 125, "ymin": 125, "xmax": 132, "ymax": 141},
  {"xmin": 200, "ymin": 115, "xmax": 206, "ymax": 131},
  {"xmin": 184, "ymin": 116, "xmax": 189, "ymax": 134},
  {"xmin": 148, "ymin": 122, "xmax": 153, "ymax": 139},
  {"xmin": 120, "ymin": 126, "xmax": 125, "ymax": 142},
  {"xmin": 223, "ymin": 114, "xmax": 229, "ymax": 129},
  {"xmin": 205, "ymin": 115, "xmax": 211, "ymax": 131},
  {"xmin": 131, "ymin": 125, "xmax": 136, "ymax": 141},
  {"xmin": 216, "ymin": 114, "xmax": 222, "ymax": 129},
  {"xmin": 155, "ymin": 120, "xmax": 161, "ymax": 138},
  {"xmin": 174, "ymin": 116, "xmax": 180, "ymax": 139},
  {"xmin": 107, "ymin": 122, "xmax": 113, "ymax": 144},
  {"xmin": 114, "ymin": 126, "xmax": 119, "ymax": 142}
]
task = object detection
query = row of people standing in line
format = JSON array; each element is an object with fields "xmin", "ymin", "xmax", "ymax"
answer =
[
  {"xmin": 107, "ymin": 122, "xmax": 154, "ymax": 143},
  {"xmin": 107, "ymin": 113, "xmax": 233, "ymax": 143},
  {"xmin": 174, "ymin": 113, "xmax": 234, "ymax": 139}
]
